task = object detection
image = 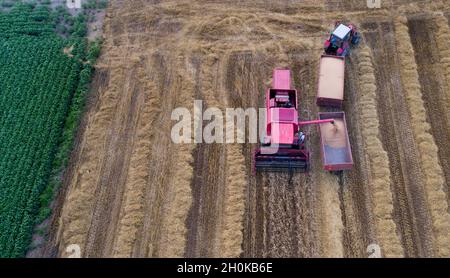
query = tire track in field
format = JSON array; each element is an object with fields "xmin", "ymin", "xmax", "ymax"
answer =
[
  {"xmin": 394, "ymin": 16, "xmax": 450, "ymax": 257},
  {"xmin": 362, "ymin": 21, "xmax": 435, "ymax": 257},
  {"xmin": 349, "ymin": 46, "xmax": 403, "ymax": 257},
  {"xmin": 83, "ymin": 57, "xmax": 142, "ymax": 257},
  {"xmin": 219, "ymin": 51, "xmax": 250, "ymax": 257},
  {"xmin": 237, "ymin": 51, "xmax": 270, "ymax": 258},
  {"xmin": 157, "ymin": 55, "xmax": 196, "ymax": 257},
  {"xmin": 58, "ymin": 60, "xmax": 123, "ymax": 257},
  {"xmin": 222, "ymin": 50, "xmax": 268, "ymax": 257},
  {"xmin": 111, "ymin": 54, "xmax": 165, "ymax": 257},
  {"xmin": 408, "ymin": 16, "xmax": 450, "ymax": 213},
  {"xmin": 340, "ymin": 52, "xmax": 377, "ymax": 258},
  {"xmin": 133, "ymin": 54, "xmax": 179, "ymax": 257},
  {"xmin": 433, "ymin": 15, "xmax": 450, "ymax": 207},
  {"xmin": 435, "ymin": 14, "xmax": 450, "ymax": 118},
  {"xmin": 43, "ymin": 67, "xmax": 110, "ymax": 257},
  {"xmin": 185, "ymin": 54, "xmax": 228, "ymax": 257}
]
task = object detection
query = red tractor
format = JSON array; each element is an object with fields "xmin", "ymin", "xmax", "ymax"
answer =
[
  {"xmin": 253, "ymin": 69, "xmax": 335, "ymax": 172},
  {"xmin": 324, "ymin": 22, "xmax": 360, "ymax": 57}
]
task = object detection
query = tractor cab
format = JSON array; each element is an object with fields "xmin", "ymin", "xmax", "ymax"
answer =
[{"xmin": 324, "ymin": 23, "xmax": 360, "ymax": 56}]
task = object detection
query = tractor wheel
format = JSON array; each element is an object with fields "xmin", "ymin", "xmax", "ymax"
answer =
[
  {"xmin": 341, "ymin": 48, "xmax": 349, "ymax": 57},
  {"xmin": 352, "ymin": 34, "xmax": 360, "ymax": 45}
]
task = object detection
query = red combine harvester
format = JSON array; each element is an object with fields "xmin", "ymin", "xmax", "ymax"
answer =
[{"xmin": 254, "ymin": 69, "xmax": 336, "ymax": 172}]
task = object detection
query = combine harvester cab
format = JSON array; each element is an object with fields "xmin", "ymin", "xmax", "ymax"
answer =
[
  {"xmin": 254, "ymin": 69, "xmax": 335, "ymax": 173},
  {"xmin": 318, "ymin": 112, "xmax": 353, "ymax": 171}
]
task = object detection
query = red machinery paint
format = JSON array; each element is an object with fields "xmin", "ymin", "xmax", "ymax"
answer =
[{"xmin": 254, "ymin": 69, "xmax": 336, "ymax": 172}]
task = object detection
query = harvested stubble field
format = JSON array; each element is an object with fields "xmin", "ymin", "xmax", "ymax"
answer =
[{"xmin": 42, "ymin": 0, "xmax": 450, "ymax": 257}]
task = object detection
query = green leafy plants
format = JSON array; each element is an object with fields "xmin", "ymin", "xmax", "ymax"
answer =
[{"xmin": 0, "ymin": 2, "xmax": 101, "ymax": 257}]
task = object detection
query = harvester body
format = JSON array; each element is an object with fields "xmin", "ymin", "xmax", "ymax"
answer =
[{"xmin": 254, "ymin": 69, "xmax": 334, "ymax": 172}]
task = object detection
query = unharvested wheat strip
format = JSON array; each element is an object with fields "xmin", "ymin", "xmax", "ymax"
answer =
[
  {"xmin": 357, "ymin": 46, "xmax": 403, "ymax": 257},
  {"xmin": 59, "ymin": 66, "xmax": 122, "ymax": 257},
  {"xmin": 112, "ymin": 68, "xmax": 161, "ymax": 257},
  {"xmin": 434, "ymin": 15, "xmax": 450, "ymax": 117},
  {"xmin": 157, "ymin": 61, "xmax": 196, "ymax": 257},
  {"xmin": 394, "ymin": 17, "xmax": 450, "ymax": 257}
]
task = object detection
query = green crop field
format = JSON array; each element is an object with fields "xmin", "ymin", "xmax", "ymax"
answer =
[{"xmin": 0, "ymin": 2, "xmax": 99, "ymax": 257}]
